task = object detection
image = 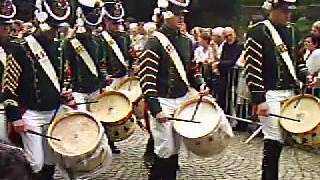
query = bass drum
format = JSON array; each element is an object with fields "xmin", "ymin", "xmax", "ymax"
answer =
[
  {"xmin": 173, "ymin": 97, "xmax": 233, "ymax": 157},
  {"xmin": 89, "ymin": 91, "xmax": 136, "ymax": 142},
  {"xmin": 280, "ymin": 95, "xmax": 320, "ymax": 149},
  {"xmin": 48, "ymin": 111, "xmax": 112, "ymax": 179},
  {"xmin": 115, "ymin": 76, "xmax": 145, "ymax": 119}
]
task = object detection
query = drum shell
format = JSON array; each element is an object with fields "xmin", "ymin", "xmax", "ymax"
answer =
[
  {"xmin": 102, "ymin": 115, "xmax": 136, "ymax": 142},
  {"xmin": 183, "ymin": 129, "xmax": 230, "ymax": 157},
  {"xmin": 48, "ymin": 112, "xmax": 112, "ymax": 176},
  {"xmin": 114, "ymin": 76, "xmax": 144, "ymax": 119},
  {"xmin": 133, "ymin": 98, "xmax": 144, "ymax": 120},
  {"xmin": 280, "ymin": 95, "xmax": 320, "ymax": 148},
  {"xmin": 89, "ymin": 91, "xmax": 136, "ymax": 142},
  {"xmin": 55, "ymin": 135, "xmax": 112, "ymax": 177},
  {"xmin": 174, "ymin": 97, "xmax": 230, "ymax": 157}
]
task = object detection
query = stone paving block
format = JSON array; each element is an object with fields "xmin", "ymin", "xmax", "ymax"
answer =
[{"xmin": 54, "ymin": 129, "xmax": 320, "ymax": 180}]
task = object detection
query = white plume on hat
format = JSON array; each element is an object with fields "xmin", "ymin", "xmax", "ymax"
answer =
[
  {"xmin": 154, "ymin": 0, "xmax": 191, "ymax": 20},
  {"xmin": 262, "ymin": 0, "xmax": 296, "ymax": 10},
  {"xmin": 78, "ymin": 0, "xmax": 103, "ymax": 8},
  {"xmin": 0, "ymin": 0, "xmax": 16, "ymax": 20}
]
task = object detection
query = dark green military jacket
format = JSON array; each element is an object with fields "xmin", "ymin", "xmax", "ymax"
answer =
[
  {"xmin": 98, "ymin": 30, "xmax": 132, "ymax": 78},
  {"xmin": 64, "ymin": 33, "xmax": 106, "ymax": 93},
  {"xmin": 3, "ymin": 32, "xmax": 62, "ymax": 121},
  {"xmin": 244, "ymin": 20, "xmax": 307, "ymax": 104},
  {"xmin": 139, "ymin": 25, "xmax": 205, "ymax": 117}
]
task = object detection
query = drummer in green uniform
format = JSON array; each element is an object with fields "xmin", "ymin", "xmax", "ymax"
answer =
[
  {"xmin": 97, "ymin": 0, "xmax": 132, "ymax": 154},
  {"xmin": 139, "ymin": 0, "xmax": 209, "ymax": 179},
  {"xmin": 64, "ymin": 0, "xmax": 106, "ymax": 111},
  {"xmin": 3, "ymin": 0, "xmax": 73, "ymax": 179}
]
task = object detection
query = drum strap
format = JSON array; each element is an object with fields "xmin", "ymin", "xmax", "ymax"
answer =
[
  {"xmin": 152, "ymin": 31, "xmax": 190, "ymax": 87},
  {"xmin": 101, "ymin": 31, "xmax": 127, "ymax": 67},
  {"xmin": 24, "ymin": 35, "xmax": 60, "ymax": 92},
  {"xmin": 70, "ymin": 38, "xmax": 98, "ymax": 77},
  {"xmin": 262, "ymin": 20, "xmax": 298, "ymax": 82}
]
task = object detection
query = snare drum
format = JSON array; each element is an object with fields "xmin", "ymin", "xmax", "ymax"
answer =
[
  {"xmin": 280, "ymin": 95, "xmax": 320, "ymax": 148},
  {"xmin": 115, "ymin": 76, "xmax": 144, "ymax": 119},
  {"xmin": 173, "ymin": 97, "xmax": 231, "ymax": 157},
  {"xmin": 89, "ymin": 91, "xmax": 136, "ymax": 142},
  {"xmin": 47, "ymin": 111, "xmax": 112, "ymax": 178}
]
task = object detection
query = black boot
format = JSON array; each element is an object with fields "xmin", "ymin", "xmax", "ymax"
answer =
[
  {"xmin": 35, "ymin": 165, "xmax": 55, "ymax": 180},
  {"xmin": 262, "ymin": 139, "xmax": 283, "ymax": 180},
  {"xmin": 109, "ymin": 141, "xmax": 121, "ymax": 154},
  {"xmin": 149, "ymin": 155, "xmax": 163, "ymax": 180},
  {"xmin": 144, "ymin": 137, "xmax": 156, "ymax": 169},
  {"xmin": 163, "ymin": 154, "xmax": 178, "ymax": 180}
]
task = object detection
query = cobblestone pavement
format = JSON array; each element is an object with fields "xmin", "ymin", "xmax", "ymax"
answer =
[{"xmin": 55, "ymin": 128, "xmax": 320, "ymax": 180}]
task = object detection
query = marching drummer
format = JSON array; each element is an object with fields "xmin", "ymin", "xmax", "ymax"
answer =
[
  {"xmin": 64, "ymin": 0, "xmax": 107, "ymax": 111},
  {"xmin": 243, "ymin": 1, "xmax": 308, "ymax": 179},
  {"xmin": 138, "ymin": 0, "xmax": 210, "ymax": 179},
  {"xmin": 0, "ymin": 0, "xmax": 16, "ymax": 142},
  {"xmin": 95, "ymin": 0, "xmax": 132, "ymax": 154},
  {"xmin": 100, "ymin": 0, "xmax": 133, "ymax": 90},
  {"xmin": 2, "ymin": 0, "xmax": 73, "ymax": 179}
]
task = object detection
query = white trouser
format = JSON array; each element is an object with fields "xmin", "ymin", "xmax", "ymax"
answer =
[
  {"xmin": 73, "ymin": 90, "xmax": 100, "ymax": 111},
  {"xmin": 105, "ymin": 75, "xmax": 128, "ymax": 90},
  {"xmin": 0, "ymin": 103, "xmax": 7, "ymax": 141},
  {"xmin": 150, "ymin": 92, "xmax": 193, "ymax": 159},
  {"xmin": 21, "ymin": 107, "xmax": 65, "ymax": 173},
  {"xmin": 259, "ymin": 90, "xmax": 294, "ymax": 143}
]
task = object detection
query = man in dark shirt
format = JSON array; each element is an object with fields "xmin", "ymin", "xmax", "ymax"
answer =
[{"xmin": 216, "ymin": 27, "xmax": 243, "ymax": 113}]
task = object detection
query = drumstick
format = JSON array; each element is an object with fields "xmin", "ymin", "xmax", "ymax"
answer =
[
  {"xmin": 190, "ymin": 95, "xmax": 203, "ymax": 121},
  {"xmin": 27, "ymin": 130, "xmax": 61, "ymax": 141},
  {"xmin": 168, "ymin": 117, "xmax": 201, "ymax": 123},
  {"xmin": 225, "ymin": 115, "xmax": 262, "ymax": 126},
  {"xmin": 269, "ymin": 114, "xmax": 301, "ymax": 122},
  {"xmin": 75, "ymin": 101, "xmax": 99, "ymax": 106}
]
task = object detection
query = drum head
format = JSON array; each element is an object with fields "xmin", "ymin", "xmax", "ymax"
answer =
[
  {"xmin": 48, "ymin": 112, "xmax": 102, "ymax": 156},
  {"xmin": 280, "ymin": 95, "xmax": 320, "ymax": 134},
  {"xmin": 90, "ymin": 91, "xmax": 132, "ymax": 123},
  {"xmin": 115, "ymin": 77, "xmax": 142, "ymax": 103},
  {"xmin": 174, "ymin": 98, "xmax": 220, "ymax": 139}
]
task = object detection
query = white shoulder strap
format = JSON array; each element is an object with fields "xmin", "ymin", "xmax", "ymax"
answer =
[
  {"xmin": 152, "ymin": 31, "xmax": 190, "ymax": 86},
  {"xmin": 0, "ymin": 46, "xmax": 6, "ymax": 66},
  {"xmin": 101, "ymin": 31, "xmax": 127, "ymax": 67},
  {"xmin": 262, "ymin": 20, "xmax": 298, "ymax": 81},
  {"xmin": 70, "ymin": 38, "xmax": 98, "ymax": 77},
  {"xmin": 24, "ymin": 35, "xmax": 60, "ymax": 92}
]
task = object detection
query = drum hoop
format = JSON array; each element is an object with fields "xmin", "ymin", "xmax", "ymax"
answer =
[
  {"xmin": 173, "ymin": 97, "xmax": 222, "ymax": 139},
  {"xmin": 280, "ymin": 94, "xmax": 320, "ymax": 133},
  {"xmin": 114, "ymin": 76, "xmax": 140, "ymax": 90},
  {"xmin": 90, "ymin": 90, "xmax": 134, "ymax": 123},
  {"xmin": 47, "ymin": 111, "xmax": 104, "ymax": 157}
]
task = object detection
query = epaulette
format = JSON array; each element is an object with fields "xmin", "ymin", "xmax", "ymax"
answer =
[
  {"xmin": 10, "ymin": 38, "xmax": 26, "ymax": 45},
  {"xmin": 248, "ymin": 21, "xmax": 265, "ymax": 29}
]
